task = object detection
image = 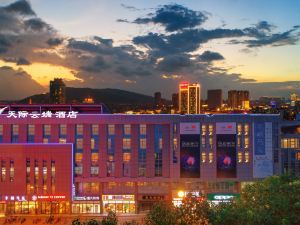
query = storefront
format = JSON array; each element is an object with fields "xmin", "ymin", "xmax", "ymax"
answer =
[
  {"xmin": 72, "ymin": 196, "xmax": 101, "ymax": 214},
  {"xmin": 0, "ymin": 195, "xmax": 71, "ymax": 214},
  {"xmin": 137, "ymin": 194, "xmax": 166, "ymax": 213},
  {"xmin": 102, "ymin": 195, "xmax": 135, "ymax": 214},
  {"xmin": 172, "ymin": 191, "xmax": 202, "ymax": 207},
  {"xmin": 207, "ymin": 193, "xmax": 240, "ymax": 204}
]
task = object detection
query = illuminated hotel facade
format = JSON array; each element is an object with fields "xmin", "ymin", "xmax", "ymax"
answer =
[
  {"xmin": 179, "ymin": 82, "xmax": 201, "ymax": 114},
  {"xmin": 0, "ymin": 105, "xmax": 280, "ymax": 215}
]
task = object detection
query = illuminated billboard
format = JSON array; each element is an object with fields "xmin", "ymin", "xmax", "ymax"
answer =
[{"xmin": 180, "ymin": 123, "xmax": 200, "ymax": 178}]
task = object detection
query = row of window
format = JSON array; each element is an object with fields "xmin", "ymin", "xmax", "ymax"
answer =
[
  {"xmin": 1, "ymin": 160, "xmax": 14, "ymax": 182},
  {"xmin": 0, "ymin": 124, "xmax": 148, "ymax": 137},
  {"xmin": 281, "ymin": 138, "xmax": 299, "ymax": 149}
]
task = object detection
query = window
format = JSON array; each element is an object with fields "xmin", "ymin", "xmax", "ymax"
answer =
[
  {"xmin": 201, "ymin": 137, "xmax": 206, "ymax": 148},
  {"xmin": 91, "ymin": 167, "xmax": 99, "ymax": 176},
  {"xmin": 159, "ymin": 138, "xmax": 163, "ymax": 149},
  {"xmin": 43, "ymin": 125, "xmax": 51, "ymax": 136},
  {"xmin": 244, "ymin": 137, "xmax": 249, "ymax": 149},
  {"xmin": 76, "ymin": 138, "xmax": 83, "ymax": 149},
  {"xmin": 244, "ymin": 124, "xmax": 249, "ymax": 135},
  {"xmin": 28, "ymin": 124, "xmax": 35, "ymax": 135},
  {"xmin": 123, "ymin": 138, "xmax": 131, "ymax": 150},
  {"xmin": 76, "ymin": 124, "xmax": 83, "ymax": 135},
  {"xmin": 245, "ymin": 152, "xmax": 250, "ymax": 163},
  {"xmin": 42, "ymin": 161, "xmax": 47, "ymax": 191},
  {"xmin": 124, "ymin": 124, "xmax": 131, "ymax": 135},
  {"xmin": 59, "ymin": 138, "xmax": 66, "ymax": 143},
  {"xmin": 12, "ymin": 124, "xmax": 19, "ymax": 135},
  {"xmin": 296, "ymin": 152, "xmax": 300, "ymax": 160},
  {"xmin": 209, "ymin": 137, "xmax": 213, "ymax": 149},
  {"xmin": 237, "ymin": 137, "xmax": 241, "ymax": 148},
  {"xmin": 75, "ymin": 153, "xmax": 83, "ymax": 164},
  {"xmin": 208, "ymin": 124, "xmax": 213, "ymax": 136},
  {"xmin": 202, "ymin": 152, "xmax": 206, "ymax": 163},
  {"xmin": 107, "ymin": 138, "xmax": 112, "ymax": 149},
  {"xmin": 1, "ymin": 161, "xmax": 6, "ymax": 182},
  {"xmin": 209, "ymin": 153, "xmax": 213, "ymax": 163},
  {"xmin": 9, "ymin": 160, "xmax": 14, "ymax": 182},
  {"xmin": 108, "ymin": 125, "xmax": 115, "ymax": 135},
  {"xmin": 237, "ymin": 124, "xmax": 242, "ymax": 135},
  {"xmin": 91, "ymin": 138, "xmax": 95, "ymax": 149},
  {"xmin": 238, "ymin": 152, "xmax": 242, "ymax": 163},
  {"xmin": 155, "ymin": 153, "xmax": 162, "ymax": 176},
  {"xmin": 173, "ymin": 138, "xmax": 177, "ymax": 150},
  {"xmin": 0, "ymin": 125, "xmax": 3, "ymax": 135},
  {"xmin": 91, "ymin": 153, "xmax": 99, "ymax": 165},
  {"xmin": 51, "ymin": 161, "xmax": 55, "ymax": 193},
  {"xmin": 123, "ymin": 153, "xmax": 131, "ymax": 162},
  {"xmin": 138, "ymin": 150, "xmax": 146, "ymax": 177},
  {"xmin": 91, "ymin": 124, "xmax": 99, "ymax": 135},
  {"xmin": 43, "ymin": 138, "xmax": 49, "ymax": 144},
  {"xmin": 75, "ymin": 166, "xmax": 83, "ymax": 176},
  {"xmin": 140, "ymin": 124, "xmax": 146, "ymax": 135},
  {"xmin": 140, "ymin": 138, "xmax": 146, "ymax": 149},
  {"xmin": 201, "ymin": 125, "xmax": 206, "ymax": 136},
  {"xmin": 60, "ymin": 124, "xmax": 67, "ymax": 136}
]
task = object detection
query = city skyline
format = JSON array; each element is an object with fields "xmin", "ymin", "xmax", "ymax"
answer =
[{"xmin": 0, "ymin": 0, "xmax": 300, "ymax": 100}]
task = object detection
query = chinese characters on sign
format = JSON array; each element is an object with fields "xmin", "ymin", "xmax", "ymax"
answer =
[{"xmin": 5, "ymin": 111, "xmax": 78, "ymax": 119}]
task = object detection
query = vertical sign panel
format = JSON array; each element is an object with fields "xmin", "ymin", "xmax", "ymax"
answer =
[
  {"xmin": 180, "ymin": 123, "xmax": 200, "ymax": 178},
  {"xmin": 216, "ymin": 123, "xmax": 237, "ymax": 178},
  {"xmin": 253, "ymin": 122, "xmax": 273, "ymax": 178}
]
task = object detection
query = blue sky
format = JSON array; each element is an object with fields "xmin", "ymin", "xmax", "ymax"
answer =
[{"xmin": 0, "ymin": 0, "xmax": 299, "ymax": 100}]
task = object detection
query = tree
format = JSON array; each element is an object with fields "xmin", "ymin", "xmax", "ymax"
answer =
[
  {"xmin": 101, "ymin": 211, "xmax": 118, "ymax": 225},
  {"xmin": 178, "ymin": 193, "xmax": 210, "ymax": 225},
  {"xmin": 145, "ymin": 201, "xmax": 179, "ymax": 225},
  {"xmin": 209, "ymin": 175, "xmax": 300, "ymax": 225}
]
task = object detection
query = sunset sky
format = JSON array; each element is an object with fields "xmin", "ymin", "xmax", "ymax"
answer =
[{"xmin": 0, "ymin": 0, "xmax": 300, "ymax": 100}]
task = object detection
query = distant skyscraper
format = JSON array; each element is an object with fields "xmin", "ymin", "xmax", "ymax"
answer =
[
  {"xmin": 207, "ymin": 89, "xmax": 222, "ymax": 110},
  {"xmin": 228, "ymin": 90, "xmax": 249, "ymax": 109},
  {"xmin": 49, "ymin": 78, "xmax": 66, "ymax": 104},
  {"xmin": 179, "ymin": 82, "xmax": 200, "ymax": 114},
  {"xmin": 172, "ymin": 93, "xmax": 179, "ymax": 111},
  {"xmin": 154, "ymin": 92, "xmax": 162, "ymax": 108}
]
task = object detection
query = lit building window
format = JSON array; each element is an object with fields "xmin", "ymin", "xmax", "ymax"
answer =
[
  {"xmin": 43, "ymin": 138, "xmax": 49, "ymax": 144},
  {"xmin": 9, "ymin": 160, "xmax": 14, "ymax": 182},
  {"xmin": 208, "ymin": 124, "xmax": 213, "ymax": 136},
  {"xmin": 123, "ymin": 153, "xmax": 131, "ymax": 162},
  {"xmin": 237, "ymin": 124, "xmax": 242, "ymax": 135},
  {"xmin": 202, "ymin": 152, "xmax": 206, "ymax": 163},
  {"xmin": 28, "ymin": 124, "xmax": 35, "ymax": 135},
  {"xmin": 91, "ymin": 124, "xmax": 99, "ymax": 135},
  {"xmin": 42, "ymin": 161, "xmax": 47, "ymax": 192},
  {"xmin": 75, "ymin": 153, "xmax": 83, "ymax": 164},
  {"xmin": 209, "ymin": 137, "xmax": 213, "ymax": 149},
  {"xmin": 107, "ymin": 138, "xmax": 112, "ymax": 149},
  {"xmin": 244, "ymin": 124, "xmax": 249, "ymax": 135},
  {"xmin": 1, "ymin": 161, "xmax": 6, "ymax": 182},
  {"xmin": 91, "ymin": 138, "xmax": 95, "ymax": 149},
  {"xmin": 0, "ymin": 125, "xmax": 3, "ymax": 135},
  {"xmin": 76, "ymin": 138, "xmax": 83, "ymax": 149},
  {"xmin": 91, "ymin": 153, "xmax": 99, "ymax": 165},
  {"xmin": 245, "ymin": 152, "xmax": 250, "ymax": 163},
  {"xmin": 173, "ymin": 138, "xmax": 177, "ymax": 150},
  {"xmin": 76, "ymin": 124, "xmax": 83, "ymax": 135},
  {"xmin": 296, "ymin": 152, "xmax": 300, "ymax": 160},
  {"xmin": 237, "ymin": 137, "xmax": 241, "ymax": 148},
  {"xmin": 209, "ymin": 153, "xmax": 213, "ymax": 163},
  {"xmin": 159, "ymin": 138, "xmax": 163, "ymax": 149},
  {"xmin": 12, "ymin": 124, "xmax": 19, "ymax": 135},
  {"xmin": 123, "ymin": 138, "xmax": 131, "ymax": 150},
  {"xmin": 238, "ymin": 152, "xmax": 242, "ymax": 163},
  {"xmin": 201, "ymin": 125, "xmax": 206, "ymax": 136},
  {"xmin": 244, "ymin": 137, "xmax": 249, "ymax": 149},
  {"xmin": 140, "ymin": 138, "xmax": 146, "ymax": 149},
  {"xmin": 140, "ymin": 124, "xmax": 146, "ymax": 135},
  {"xmin": 60, "ymin": 124, "xmax": 67, "ymax": 136},
  {"xmin": 154, "ymin": 153, "xmax": 162, "ymax": 176},
  {"xmin": 51, "ymin": 161, "xmax": 55, "ymax": 193},
  {"xmin": 108, "ymin": 125, "xmax": 115, "ymax": 135},
  {"xmin": 124, "ymin": 124, "xmax": 131, "ymax": 135},
  {"xmin": 43, "ymin": 125, "xmax": 51, "ymax": 136},
  {"xmin": 91, "ymin": 167, "xmax": 99, "ymax": 176},
  {"xmin": 173, "ymin": 123, "xmax": 177, "ymax": 134},
  {"xmin": 59, "ymin": 138, "xmax": 66, "ymax": 143}
]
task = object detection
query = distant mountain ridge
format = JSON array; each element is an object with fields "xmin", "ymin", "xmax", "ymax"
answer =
[{"xmin": 18, "ymin": 87, "xmax": 155, "ymax": 105}]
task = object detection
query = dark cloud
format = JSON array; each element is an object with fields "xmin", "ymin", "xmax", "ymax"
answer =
[
  {"xmin": 116, "ymin": 19, "xmax": 130, "ymax": 23},
  {"xmin": 120, "ymin": 4, "xmax": 140, "ymax": 11},
  {"xmin": 16, "ymin": 57, "xmax": 31, "ymax": 65},
  {"xmin": 4, "ymin": 0, "xmax": 35, "ymax": 15},
  {"xmin": 24, "ymin": 18, "xmax": 52, "ymax": 32},
  {"xmin": 0, "ymin": 66, "xmax": 45, "ymax": 100},
  {"xmin": 47, "ymin": 38, "xmax": 63, "ymax": 46},
  {"xmin": 133, "ymin": 4, "xmax": 208, "ymax": 32},
  {"xmin": 157, "ymin": 54, "xmax": 192, "ymax": 72},
  {"xmin": 199, "ymin": 51, "xmax": 224, "ymax": 62},
  {"xmin": 80, "ymin": 56, "xmax": 110, "ymax": 73}
]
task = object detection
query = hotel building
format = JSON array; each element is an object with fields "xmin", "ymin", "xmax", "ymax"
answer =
[
  {"xmin": 179, "ymin": 82, "xmax": 201, "ymax": 114},
  {"xmin": 0, "ymin": 104, "xmax": 280, "ymax": 215}
]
